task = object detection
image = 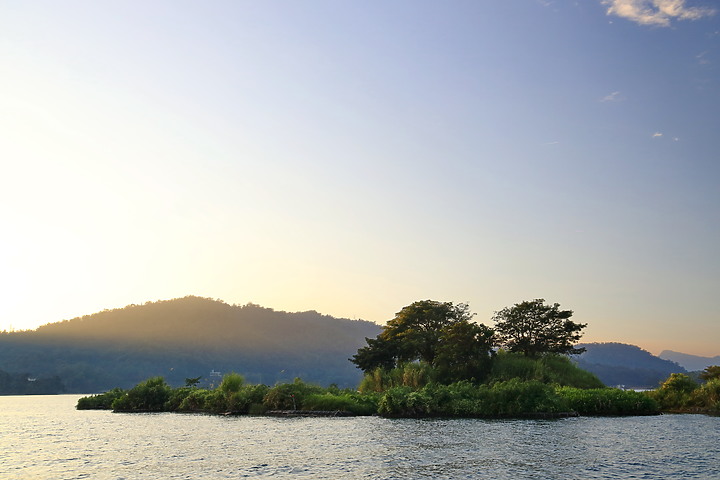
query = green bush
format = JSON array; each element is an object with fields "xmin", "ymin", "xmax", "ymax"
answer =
[
  {"xmin": 177, "ymin": 389, "xmax": 213, "ymax": 412},
  {"xmin": 263, "ymin": 378, "xmax": 324, "ymax": 410},
  {"xmin": 485, "ymin": 379, "xmax": 568, "ymax": 416},
  {"xmin": 111, "ymin": 377, "xmax": 171, "ymax": 412},
  {"xmin": 490, "ymin": 352, "xmax": 604, "ymax": 388},
  {"xmin": 690, "ymin": 378, "xmax": 720, "ymax": 412},
  {"xmin": 359, "ymin": 363, "xmax": 436, "ymax": 393},
  {"xmin": 76, "ymin": 388, "xmax": 125, "ymax": 410},
  {"xmin": 219, "ymin": 372, "xmax": 245, "ymax": 394},
  {"xmin": 377, "ymin": 380, "xmax": 570, "ymax": 418},
  {"xmin": 648, "ymin": 373, "xmax": 698, "ymax": 410},
  {"xmin": 302, "ymin": 393, "xmax": 366, "ymax": 414},
  {"xmin": 558, "ymin": 387, "xmax": 659, "ymax": 415},
  {"xmin": 164, "ymin": 386, "xmax": 195, "ymax": 411}
]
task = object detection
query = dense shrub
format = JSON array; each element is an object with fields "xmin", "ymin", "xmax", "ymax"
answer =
[
  {"xmin": 76, "ymin": 387, "xmax": 125, "ymax": 410},
  {"xmin": 177, "ymin": 389, "xmax": 213, "ymax": 412},
  {"xmin": 377, "ymin": 380, "xmax": 570, "ymax": 417},
  {"xmin": 164, "ymin": 386, "xmax": 195, "ymax": 411},
  {"xmin": 359, "ymin": 363, "xmax": 435, "ymax": 393},
  {"xmin": 648, "ymin": 373, "xmax": 698, "ymax": 410},
  {"xmin": 557, "ymin": 387, "xmax": 659, "ymax": 415},
  {"xmin": 691, "ymin": 379, "xmax": 720, "ymax": 413},
  {"xmin": 303, "ymin": 391, "xmax": 378, "ymax": 415},
  {"xmin": 491, "ymin": 352, "xmax": 604, "ymax": 389},
  {"xmin": 111, "ymin": 377, "xmax": 171, "ymax": 412},
  {"xmin": 263, "ymin": 378, "xmax": 325, "ymax": 410}
]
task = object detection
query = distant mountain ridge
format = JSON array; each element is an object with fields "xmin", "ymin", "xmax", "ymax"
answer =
[
  {"xmin": 575, "ymin": 342, "xmax": 686, "ymax": 389},
  {"xmin": 2, "ymin": 297, "xmax": 712, "ymax": 393},
  {"xmin": 0, "ymin": 296, "xmax": 381, "ymax": 392},
  {"xmin": 659, "ymin": 350, "xmax": 720, "ymax": 372}
]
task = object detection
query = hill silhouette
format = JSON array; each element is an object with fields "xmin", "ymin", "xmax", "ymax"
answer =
[
  {"xmin": 658, "ymin": 350, "xmax": 720, "ymax": 372},
  {"xmin": 575, "ymin": 342, "xmax": 686, "ymax": 388},
  {"xmin": 0, "ymin": 296, "xmax": 381, "ymax": 392}
]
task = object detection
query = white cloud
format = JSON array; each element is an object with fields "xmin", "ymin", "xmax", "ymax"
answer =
[
  {"xmin": 602, "ymin": 0, "xmax": 716, "ymax": 27},
  {"xmin": 652, "ymin": 132, "xmax": 663, "ymax": 137},
  {"xmin": 601, "ymin": 91, "xmax": 622, "ymax": 102}
]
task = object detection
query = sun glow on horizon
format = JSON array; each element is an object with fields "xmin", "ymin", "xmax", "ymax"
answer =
[{"xmin": 1, "ymin": 1, "xmax": 719, "ymax": 358}]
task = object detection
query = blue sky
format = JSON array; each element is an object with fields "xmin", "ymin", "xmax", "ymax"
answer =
[{"xmin": 1, "ymin": 0, "xmax": 718, "ymax": 356}]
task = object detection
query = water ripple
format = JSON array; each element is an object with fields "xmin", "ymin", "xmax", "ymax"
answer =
[{"xmin": 1, "ymin": 396, "xmax": 718, "ymax": 479}]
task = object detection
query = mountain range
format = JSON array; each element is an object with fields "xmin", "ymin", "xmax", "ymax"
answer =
[
  {"xmin": 0, "ymin": 296, "xmax": 380, "ymax": 392},
  {"xmin": 0, "ymin": 296, "xmax": 713, "ymax": 393},
  {"xmin": 574, "ymin": 343, "xmax": 687, "ymax": 389},
  {"xmin": 658, "ymin": 350, "xmax": 720, "ymax": 372}
]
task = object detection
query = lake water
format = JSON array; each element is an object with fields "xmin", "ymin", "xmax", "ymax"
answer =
[{"xmin": 1, "ymin": 395, "xmax": 718, "ymax": 479}]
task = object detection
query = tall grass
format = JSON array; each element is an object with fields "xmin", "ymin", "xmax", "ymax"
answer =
[{"xmin": 490, "ymin": 351, "xmax": 604, "ymax": 388}]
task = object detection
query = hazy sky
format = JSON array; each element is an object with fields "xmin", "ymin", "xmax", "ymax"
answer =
[{"xmin": 1, "ymin": 0, "xmax": 718, "ymax": 356}]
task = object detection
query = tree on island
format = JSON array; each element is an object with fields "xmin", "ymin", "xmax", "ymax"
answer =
[
  {"xmin": 350, "ymin": 300, "xmax": 495, "ymax": 382},
  {"xmin": 700, "ymin": 366, "xmax": 720, "ymax": 382},
  {"xmin": 492, "ymin": 299, "xmax": 586, "ymax": 357}
]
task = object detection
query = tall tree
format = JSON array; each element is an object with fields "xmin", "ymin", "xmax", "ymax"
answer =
[
  {"xmin": 351, "ymin": 300, "xmax": 495, "ymax": 382},
  {"xmin": 434, "ymin": 320, "xmax": 495, "ymax": 382},
  {"xmin": 492, "ymin": 299, "xmax": 586, "ymax": 357}
]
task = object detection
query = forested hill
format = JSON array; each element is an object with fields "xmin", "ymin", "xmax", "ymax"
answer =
[
  {"xmin": 0, "ymin": 296, "xmax": 381, "ymax": 392},
  {"xmin": 575, "ymin": 342, "xmax": 686, "ymax": 389}
]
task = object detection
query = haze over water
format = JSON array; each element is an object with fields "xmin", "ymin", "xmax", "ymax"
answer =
[{"xmin": 2, "ymin": 395, "xmax": 718, "ymax": 479}]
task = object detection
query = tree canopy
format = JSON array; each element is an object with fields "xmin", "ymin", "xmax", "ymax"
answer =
[
  {"xmin": 492, "ymin": 299, "xmax": 586, "ymax": 357},
  {"xmin": 350, "ymin": 300, "xmax": 495, "ymax": 382}
]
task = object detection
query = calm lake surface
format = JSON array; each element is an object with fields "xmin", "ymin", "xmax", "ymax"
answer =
[{"xmin": 1, "ymin": 395, "xmax": 718, "ymax": 479}]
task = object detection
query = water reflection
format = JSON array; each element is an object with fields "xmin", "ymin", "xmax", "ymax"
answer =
[{"xmin": 0, "ymin": 395, "xmax": 718, "ymax": 479}]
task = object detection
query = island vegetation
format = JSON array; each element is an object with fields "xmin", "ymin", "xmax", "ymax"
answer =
[
  {"xmin": 76, "ymin": 298, "xmax": 720, "ymax": 418},
  {"xmin": 3, "ymin": 296, "xmax": 700, "ymax": 393}
]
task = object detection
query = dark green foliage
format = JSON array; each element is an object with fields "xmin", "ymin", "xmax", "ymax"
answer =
[
  {"xmin": 491, "ymin": 351, "xmax": 605, "ymax": 388},
  {"xmin": 493, "ymin": 299, "xmax": 586, "ymax": 357},
  {"xmin": 646, "ymin": 372, "xmax": 720, "ymax": 413},
  {"xmin": 76, "ymin": 387, "xmax": 125, "ymax": 410},
  {"xmin": 263, "ymin": 378, "xmax": 324, "ymax": 410},
  {"xmin": 648, "ymin": 373, "xmax": 699, "ymax": 410},
  {"xmin": 375, "ymin": 380, "xmax": 659, "ymax": 418},
  {"xmin": 303, "ymin": 391, "xmax": 378, "ymax": 415},
  {"xmin": 377, "ymin": 380, "xmax": 570, "ymax": 418},
  {"xmin": 557, "ymin": 387, "xmax": 659, "ymax": 415},
  {"xmin": 111, "ymin": 377, "xmax": 171, "ymax": 412},
  {"xmin": 351, "ymin": 300, "xmax": 494, "ymax": 383},
  {"xmin": 360, "ymin": 352, "xmax": 604, "ymax": 394},
  {"xmin": 358, "ymin": 363, "xmax": 436, "ymax": 393},
  {"xmin": 177, "ymin": 389, "xmax": 213, "ymax": 412},
  {"xmin": 700, "ymin": 365, "xmax": 720, "ymax": 382},
  {"xmin": 434, "ymin": 321, "xmax": 495, "ymax": 383},
  {"xmin": 690, "ymin": 379, "xmax": 720, "ymax": 413},
  {"xmin": 184, "ymin": 376, "xmax": 202, "ymax": 387},
  {"xmin": 163, "ymin": 387, "xmax": 195, "ymax": 411}
]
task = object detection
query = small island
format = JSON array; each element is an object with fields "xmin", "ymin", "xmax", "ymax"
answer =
[{"xmin": 77, "ymin": 299, "xmax": 720, "ymax": 418}]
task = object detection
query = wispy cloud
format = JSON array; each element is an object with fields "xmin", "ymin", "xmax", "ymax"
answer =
[
  {"xmin": 652, "ymin": 132, "xmax": 663, "ymax": 137},
  {"xmin": 601, "ymin": 91, "xmax": 622, "ymax": 102},
  {"xmin": 602, "ymin": 0, "xmax": 716, "ymax": 27},
  {"xmin": 696, "ymin": 51, "xmax": 710, "ymax": 65}
]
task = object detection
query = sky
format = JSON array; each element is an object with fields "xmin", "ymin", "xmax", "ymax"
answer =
[{"xmin": 1, "ymin": 0, "xmax": 718, "ymax": 357}]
